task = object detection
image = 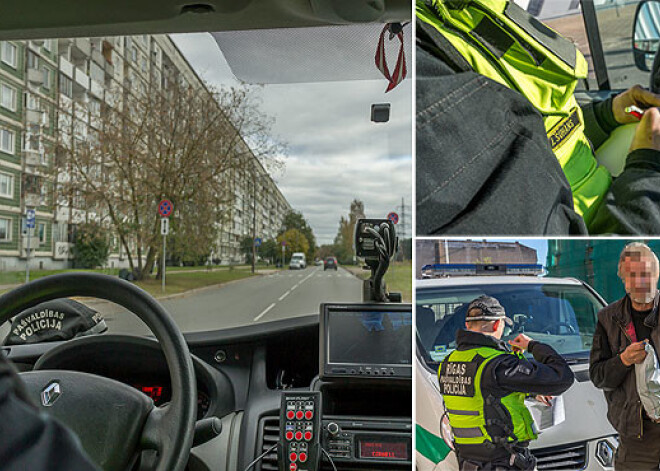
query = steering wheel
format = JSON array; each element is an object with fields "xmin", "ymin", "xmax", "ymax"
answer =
[
  {"xmin": 0, "ymin": 273, "xmax": 196, "ymax": 471},
  {"xmin": 539, "ymin": 321, "xmax": 576, "ymax": 335}
]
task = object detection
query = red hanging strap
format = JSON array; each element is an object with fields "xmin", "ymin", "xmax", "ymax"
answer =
[{"xmin": 375, "ymin": 23, "xmax": 407, "ymax": 93}]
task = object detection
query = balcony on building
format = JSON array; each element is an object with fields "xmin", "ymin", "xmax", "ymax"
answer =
[
  {"xmin": 59, "ymin": 56, "xmax": 74, "ymax": 79},
  {"xmin": 25, "ymin": 108, "xmax": 44, "ymax": 126},
  {"xmin": 70, "ymin": 38, "xmax": 92, "ymax": 64},
  {"xmin": 26, "ymin": 67, "xmax": 45, "ymax": 87},
  {"xmin": 23, "ymin": 192, "xmax": 41, "ymax": 208},
  {"xmin": 74, "ymin": 66, "xmax": 90, "ymax": 92}
]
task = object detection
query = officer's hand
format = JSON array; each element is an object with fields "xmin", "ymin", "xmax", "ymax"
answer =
[
  {"xmin": 629, "ymin": 107, "xmax": 660, "ymax": 152},
  {"xmin": 620, "ymin": 341, "xmax": 648, "ymax": 366},
  {"xmin": 535, "ymin": 395, "xmax": 553, "ymax": 407},
  {"xmin": 509, "ymin": 334, "xmax": 532, "ymax": 352},
  {"xmin": 613, "ymin": 85, "xmax": 660, "ymax": 124}
]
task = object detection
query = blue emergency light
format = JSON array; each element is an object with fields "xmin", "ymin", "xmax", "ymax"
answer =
[{"xmin": 420, "ymin": 263, "xmax": 544, "ymax": 278}]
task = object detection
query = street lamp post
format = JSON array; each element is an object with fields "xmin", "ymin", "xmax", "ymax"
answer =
[{"xmin": 252, "ymin": 178, "xmax": 257, "ymax": 274}]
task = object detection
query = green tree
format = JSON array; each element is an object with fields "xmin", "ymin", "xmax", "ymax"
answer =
[
  {"xmin": 280, "ymin": 210, "xmax": 316, "ymax": 262},
  {"xmin": 261, "ymin": 239, "xmax": 279, "ymax": 264},
  {"xmin": 333, "ymin": 199, "xmax": 365, "ymax": 264},
  {"xmin": 277, "ymin": 229, "xmax": 310, "ymax": 261},
  {"xmin": 73, "ymin": 221, "xmax": 110, "ymax": 268},
  {"xmin": 240, "ymin": 236, "xmax": 255, "ymax": 264}
]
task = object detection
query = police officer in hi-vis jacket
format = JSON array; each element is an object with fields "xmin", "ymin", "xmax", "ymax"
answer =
[{"xmin": 438, "ymin": 296, "xmax": 574, "ymax": 471}]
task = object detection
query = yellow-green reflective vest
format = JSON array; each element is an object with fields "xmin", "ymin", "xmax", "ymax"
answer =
[
  {"xmin": 438, "ymin": 346, "xmax": 537, "ymax": 447},
  {"xmin": 417, "ymin": 0, "xmax": 612, "ymax": 227}
]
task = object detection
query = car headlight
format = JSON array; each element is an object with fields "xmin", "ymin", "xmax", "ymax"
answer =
[
  {"xmin": 595, "ymin": 438, "xmax": 617, "ymax": 468},
  {"xmin": 440, "ymin": 414, "xmax": 455, "ymax": 451}
]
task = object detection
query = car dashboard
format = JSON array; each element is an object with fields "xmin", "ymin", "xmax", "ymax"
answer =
[{"xmin": 3, "ymin": 312, "xmax": 412, "ymax": 471}]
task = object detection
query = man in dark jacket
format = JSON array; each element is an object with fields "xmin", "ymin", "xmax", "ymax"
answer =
[
  {"xmin": 440, "ymin": 296, "xmax": 575, "ymax": 470},
  {"xmin": 590, "ymin": 242, "xmax": 660, "ymax": 470},
  {"xmin": 0, "ymin": 352, "xmax": 99, "ymax": 471}
]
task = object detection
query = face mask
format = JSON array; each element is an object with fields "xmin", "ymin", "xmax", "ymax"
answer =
[
  {"xmin": 503, "ymin": 326, "xmax": 512, "ymax": 337},
  {"xmin": 629, "ymin": 289, "xmax": 658, "ymax": 305}
]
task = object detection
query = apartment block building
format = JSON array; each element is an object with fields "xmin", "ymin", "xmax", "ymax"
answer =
[{"xmin": 0, "ymin": 35, "xmax": 290, "ymax": 270}]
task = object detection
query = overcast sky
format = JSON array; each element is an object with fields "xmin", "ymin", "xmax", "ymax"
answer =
[{"xmin": 170, "ymin": 32, "xmax": 412, "ymax": 245}]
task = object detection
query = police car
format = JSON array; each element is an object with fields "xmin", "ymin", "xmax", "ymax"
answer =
[{"xmin": 416, "ymin": 264, "xmax": 618, "ymax": 471}]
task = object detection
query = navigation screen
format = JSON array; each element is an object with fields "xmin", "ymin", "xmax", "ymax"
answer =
[{"xmin": 327, "ymin": 310, "xmax": 412, "ymax": 366}]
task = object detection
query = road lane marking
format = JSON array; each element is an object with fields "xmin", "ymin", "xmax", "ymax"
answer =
[
  {"xmin": 254, "ymin": 270, "xmax": 316, "ymax": 322},
  {"xmin": 254, "ymin": 303, "xmax": 276, "ymax": 321}
]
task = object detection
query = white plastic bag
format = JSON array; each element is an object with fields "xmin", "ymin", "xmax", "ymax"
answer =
[{"xmin": 635, "ymin": 342, "xmax": 660, "ymax": 421}]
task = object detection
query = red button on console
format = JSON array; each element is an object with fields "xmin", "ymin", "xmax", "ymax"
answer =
[
  {"xmin": 305, "ymin": 411, "xmax": 313, "ymax": 419},
  {"xmin": 296, "ymin": 411, "xmax": 304, "ymax": 420},
  {"xmin": 295, "ymin": 431, "xmax": 303, "ymax": 441},
  {"xmin": 289, "ymin": 464, "xmax": 297, "ymax": 471},
  {"xmin": 285, "ymin": 431, "xmax": 294, "ymax": 441},
  {"xmin": 304, "ymin": 431, "xmax": 312, "ymax": 441},
  {"xmin": 290, "ymin": 452, "xmax": 297, "ymax": 462},
  {"xmin": 287, "ymin": 411, "xmax": 295, "ymax": 420},
  {"xmin": 299, "ymin": 452, "xmax": 308, "ymax": 462}
]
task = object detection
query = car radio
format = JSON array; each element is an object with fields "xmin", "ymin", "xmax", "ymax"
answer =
[
  {"xmin": 319, "ymin": 303, "xmax": 412, "ymax": 380},
  {"xmin": 321, "ymin": 418, "xmax": 412, "ymax": 466}
]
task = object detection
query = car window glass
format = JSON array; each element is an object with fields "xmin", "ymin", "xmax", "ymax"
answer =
[
  {"xmin": 593, "ymin": 0, "xmax": 645, "ymax": 89},
  {"xmin": 416, "ymin": 283, "xmax": 603, "ymax": 369},
  {"xmin": 520, "ymin": 0, "xmax": 596, "ymax": 89}
]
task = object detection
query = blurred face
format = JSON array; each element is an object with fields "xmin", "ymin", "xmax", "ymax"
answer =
[{"xmin": 620, "ymin": 250, "xmax": 659, "ymax": 305}]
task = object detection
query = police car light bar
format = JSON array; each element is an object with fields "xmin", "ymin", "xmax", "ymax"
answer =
[{"xmin": 420, "ymin": 263, "xmax": 544, "ymax": 278}]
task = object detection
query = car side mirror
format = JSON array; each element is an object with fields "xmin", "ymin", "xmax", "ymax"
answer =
[{"xmin": 633, "ymin": 0, "xmax": 660, "ymax": 72}]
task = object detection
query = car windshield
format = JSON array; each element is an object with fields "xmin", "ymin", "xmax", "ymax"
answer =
[
  {"xmin": 523, "ymin": 0, "xmax": 647, "ymax": 91},
  {"xmin": 0, "ymin": 27, "xmax": 412, "ymax": 338},
  {"xmin": 416, "ymin": 282, "xmax": 604, "ymax": 369}
]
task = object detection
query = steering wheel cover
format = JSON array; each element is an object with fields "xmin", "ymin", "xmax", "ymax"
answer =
[{"xmin": 0, "ymin": 273, "xmax": 196, "ymax": 471}]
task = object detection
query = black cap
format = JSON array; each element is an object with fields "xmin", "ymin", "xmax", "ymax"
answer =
[{"xmin": 466, "ymin": 295, "xmax": 513, "ymax": 326}]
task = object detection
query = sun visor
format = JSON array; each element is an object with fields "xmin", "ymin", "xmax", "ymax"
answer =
[{"xmin": 211, "ymin": 23, "xmax": 412, "ymax": 84}]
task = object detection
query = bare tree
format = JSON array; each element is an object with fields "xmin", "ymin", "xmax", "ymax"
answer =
[{"xmin": 56, "ymin": 76, "xmax": 284, "ymax": 279}]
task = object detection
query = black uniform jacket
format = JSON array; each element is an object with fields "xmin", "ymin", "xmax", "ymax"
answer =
[
  {"xmin": 448, "ymin": 330, "xmax": 575, "ymax": 462},
  {"xmin": 454, "ymin": 329, "xmax": 575, "ymax": 399}
]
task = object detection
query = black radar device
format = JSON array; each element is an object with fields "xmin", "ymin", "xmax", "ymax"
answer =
[
  {"xmin": 278, "ymin": 392, "xmax": 322, "ymax": 471},
  {"xmin": 354, "ymin": 219, "xmax": 400, "ymax": 303},
  {"xmin": 320, "ymin": 303, "xmax": 412, "ymax": 380}
]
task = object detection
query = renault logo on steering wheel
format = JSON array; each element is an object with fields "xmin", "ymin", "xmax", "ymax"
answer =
[{"xmin": 41, "ymin": 381, "xmax": 62, "ymax": 407}]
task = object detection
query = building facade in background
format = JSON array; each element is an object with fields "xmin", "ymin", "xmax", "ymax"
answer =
[
  {"xmin": 546, "ymin": 239, "xmax": 660, "ymax": 303},
  {"xmin": 0, "ymin": 36, "xmax": 290, "ymax": 271}
]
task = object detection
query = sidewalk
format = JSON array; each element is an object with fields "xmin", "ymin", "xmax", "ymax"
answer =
[{"xmin": 0, "ymin": 267, "xmax": 279, "ymax": 296}]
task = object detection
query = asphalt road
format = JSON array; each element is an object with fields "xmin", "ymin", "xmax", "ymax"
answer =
[{"xmin": 80, "ymin": 265, "xmax": 363, "ymax": 336}]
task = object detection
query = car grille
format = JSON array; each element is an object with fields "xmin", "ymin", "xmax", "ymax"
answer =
[
  {"xmin": 256, "ymin": 416, "xmax": 280, "ymax": 471},
  {"xmin": 532, "ymin": 441, "xmax": 587, "ymax": 470}
]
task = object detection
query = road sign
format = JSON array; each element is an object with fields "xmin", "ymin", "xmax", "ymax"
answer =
[
  {"xmin": 387, "ymin": 212, "xmax": 399, "ymax": 224},
  {"xmin": 158, "ymin": 199, "xmax": 173, "ymax": 218},
  {"xmin": 255, "ymin": 237, "xmax": 262, "ymax": 247},
  {"xmin": 26, "ymin": 209, "xmax": 36, "ymax": 229},
  {"xmin": 161, "ymin": 218, "xmax": 169, "ymax": 235}
]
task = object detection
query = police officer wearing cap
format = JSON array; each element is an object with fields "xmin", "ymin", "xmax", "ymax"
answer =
[{"xmin": 438, "ymin": 296, "xmax": 575, "ymax": 471}]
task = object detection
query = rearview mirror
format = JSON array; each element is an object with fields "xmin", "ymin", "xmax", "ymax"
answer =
[{"xmin": 633, "ymin": 0, "xmax": 660, "ymax": 71}]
